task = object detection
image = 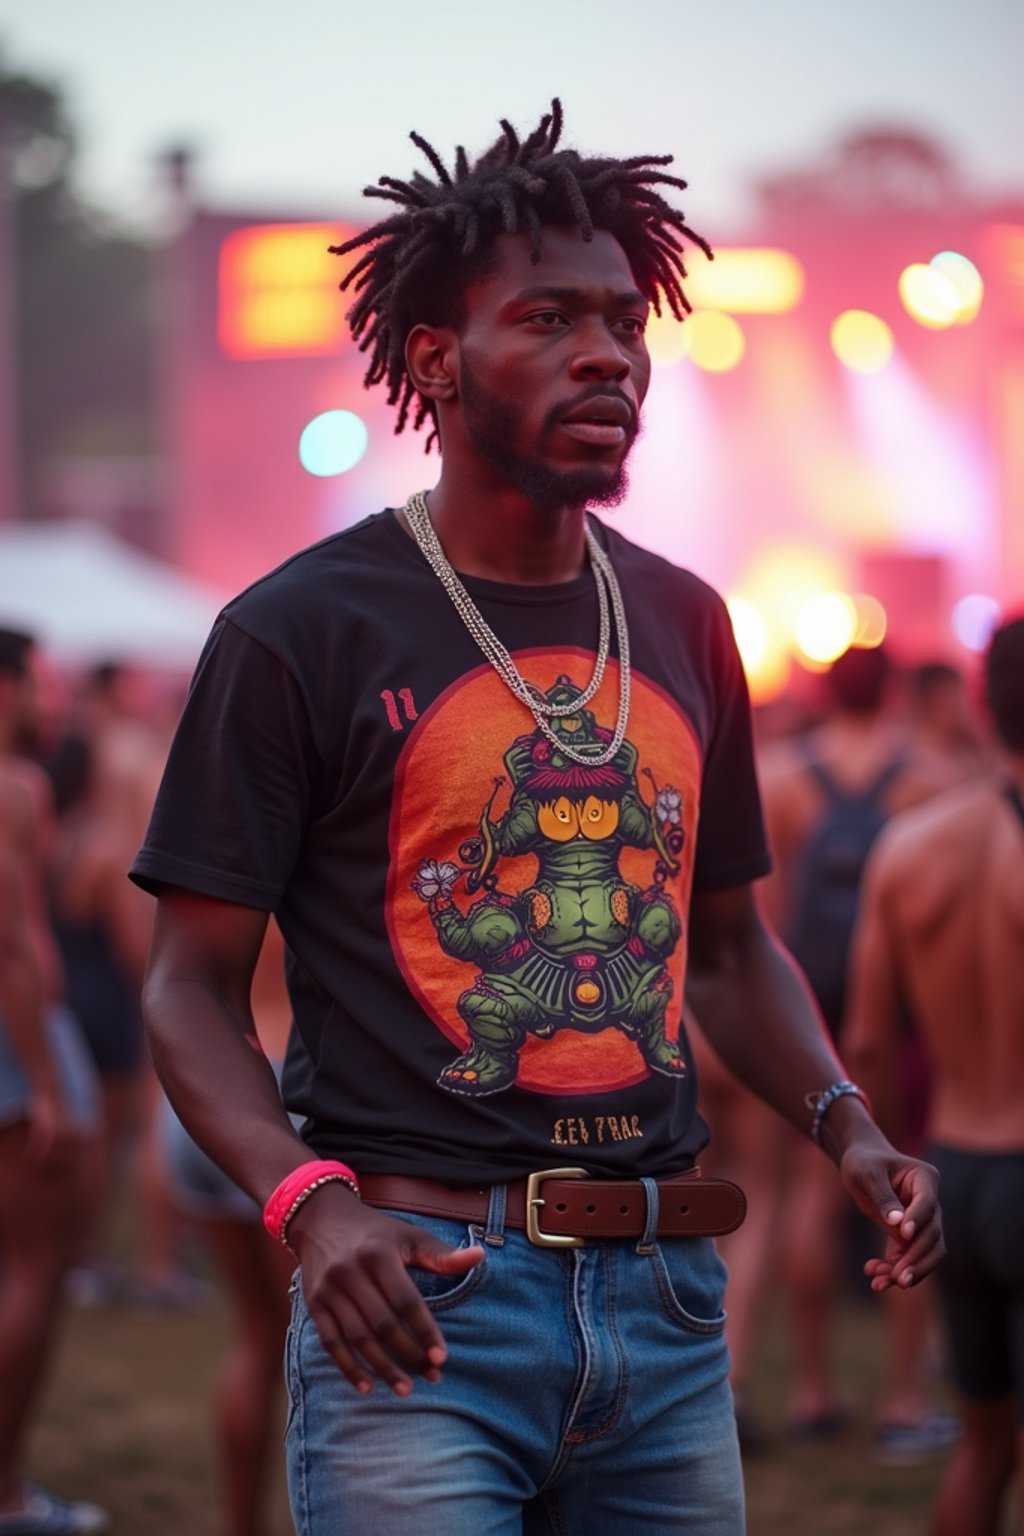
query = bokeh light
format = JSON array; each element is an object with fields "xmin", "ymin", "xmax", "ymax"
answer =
[
  {"xmin": 830, "ymin": 310, "xmax": 894, "ymax": 373},
  {"xmin": 686, "ymin": 248, "xmax": 805, "ymax": 314},
  {"xmin": 645, "ymin": 308, "xmax": 692, "ymax": 368},
  {"xmin": 686, "ymin": 311, "xmax": 745, "ymax": 373},
  {"xmin": 952, "ymin": 593, "xmax": 1001, "ymax": 652},
  {"xmin": 726, "ymin": 596, "xmax": 790, "ymax": 703},
  {"xmin": 726, "ymin": 596, "xmax": 768, "ymax": 671},
  {"xmin": 929, "ymin": 251, "xmax": 984, "ymax": 324},
  {"xmin": 218, "ymin": 223, "xmax": 354, "ymax": 358},
  {"xmin": 898, "ymin": 263, "xmax": 960, "ymax": 329},
  {"xmin": 850, "ymin": 593, "xmax": 888, "ymax": 648},
  {"xmin": 298, "ymin": 410, "xmax": 369, "ymax": 476},
  {"xmin": 793, "ymin": 590, "xmax": 858, "ymax": 665}
]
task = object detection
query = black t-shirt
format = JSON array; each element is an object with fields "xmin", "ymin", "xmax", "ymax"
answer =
[{"xmin": 131, "ymin": 510, "xmax": 770, "ymax": 1182}]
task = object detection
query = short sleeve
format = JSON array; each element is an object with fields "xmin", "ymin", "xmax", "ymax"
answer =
[
  {"xmin": 130, "ymin": 617, "xmax": 323, "ymax": 907},
  {"xmin": 691, "ymin": 598, "xmax": 772, "ymax": 892}
]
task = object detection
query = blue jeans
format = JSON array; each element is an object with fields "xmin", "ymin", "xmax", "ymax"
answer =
[{"xmin": 284, "ymin": 1186, "xmax": 743, "ymax": 1534}]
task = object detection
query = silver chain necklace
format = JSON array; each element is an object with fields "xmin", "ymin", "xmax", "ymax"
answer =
[{"xmin": 402, "ymin": 490, "xmax": 631, "ymax": 768}]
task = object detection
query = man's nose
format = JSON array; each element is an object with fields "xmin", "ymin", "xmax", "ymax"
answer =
[{"xmin": 570, "ymin": 321, "xmax": 632, "ymax": 381}]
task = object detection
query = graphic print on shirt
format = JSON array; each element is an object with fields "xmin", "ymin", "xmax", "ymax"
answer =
[{"xmin": 386, "ymin": 648, "xmax": 702, "ymax": 1099}]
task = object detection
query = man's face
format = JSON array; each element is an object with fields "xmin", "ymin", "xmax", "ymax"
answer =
[
  {"xmin": 0, "ymin": 651, "xmax": 43, "ymax": 753},
  {"xmin": 452, "ymin": 227, "xmax": 651, "ymax": 513}
]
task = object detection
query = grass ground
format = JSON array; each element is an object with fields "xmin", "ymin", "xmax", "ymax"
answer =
[{"xmin": 26, "ymin": 1271, "xmax": 963, "ymax": 1536}]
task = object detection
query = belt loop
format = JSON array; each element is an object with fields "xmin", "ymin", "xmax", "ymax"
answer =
[
  {"xmin": 636, "ymin": 1176, "xmax": 659, "ymax": 1256},
  {"xmin": 484, "ymin": 1183, "xmax": 507, "ymax": 1247}
]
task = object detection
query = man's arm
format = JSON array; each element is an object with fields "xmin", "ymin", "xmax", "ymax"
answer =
[
  {"xmin": 842, "ymin": 840, "xmax": 907, "ymax": 1132},
  {"xmin": 143, "ymin": 889, "xmax": 482, "ymax": 1396},
  {"xmin": 684, "ymin": 883, "xmax": 942, "ymax": 1290},
  {"xmin": 0, "ymin": 848, "xmax": 76, "ymax": 1165}
]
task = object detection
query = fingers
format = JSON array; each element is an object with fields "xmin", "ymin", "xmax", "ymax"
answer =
[
  {"xmin": 864, "ymin": 1216, "xmax": 944, "ymax": 1291},
  {"xmin": 304, "ymin": 1227, "xmax": 484, "ymax": 1396}
]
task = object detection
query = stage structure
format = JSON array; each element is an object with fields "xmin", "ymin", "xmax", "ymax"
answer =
[{"xmin": 158, "ymin": 188, "xmax": 1024, "ymax": 700}]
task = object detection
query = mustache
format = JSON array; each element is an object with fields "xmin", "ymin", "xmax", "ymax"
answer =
[{"xmin": 543, "ymin": 386, "xmax": 639, "ymax": 435}]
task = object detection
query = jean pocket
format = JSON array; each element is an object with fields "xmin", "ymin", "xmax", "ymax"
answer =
[
  {"xmin": 398, "ymin": 1212, "xmax": 489, "ymax": 1313},
  {"xmin": 649, "ymin": 1236, "xmax": 728, "ymax": 1335}
]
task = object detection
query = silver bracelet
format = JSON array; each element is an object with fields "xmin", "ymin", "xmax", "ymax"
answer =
[{"xmin": 807, "ymin": 1080, "xmax": 872, "ymax": 1147}]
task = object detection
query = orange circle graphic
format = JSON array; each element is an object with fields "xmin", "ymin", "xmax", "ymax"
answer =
[{"xmin": 386, "ymin": 649, "xmax": 701, "ymax": 1096}]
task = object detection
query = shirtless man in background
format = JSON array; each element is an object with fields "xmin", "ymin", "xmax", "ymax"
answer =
[
  {"xmin": 847, "ymin": 615, "xmax": 1024, "ymax": 1536},
  {"xmin": 756, "ymin": 647, "xmax": 956, "ymax": 1442},
  {"xmin": 0, "ymin": 626, "xmax": 105, "ymax": 1535}
]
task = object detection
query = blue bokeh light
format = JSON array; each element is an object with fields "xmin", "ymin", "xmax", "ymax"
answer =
[{"xmin": 299, "ymin": 410, "xmax": 369, "ymax": 477}]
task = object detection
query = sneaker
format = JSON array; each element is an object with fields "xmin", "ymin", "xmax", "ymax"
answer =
[
  {"xmin": 874, "ymin": 1410, "xmax": 961, "ymax": 1466},
  {"xmin": 0, "ymin": 1485, "xmax": 109, "ymax": 1535}
]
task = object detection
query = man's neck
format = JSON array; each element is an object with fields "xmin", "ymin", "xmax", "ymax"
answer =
[{"xmin": 407, "ymin": 473, "xmax": 590, "ymax": 586}]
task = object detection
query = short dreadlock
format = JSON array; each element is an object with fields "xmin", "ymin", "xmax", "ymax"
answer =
[{"xmin": 330, "ymin": 99, "xmax": 712, "ymax": 452}]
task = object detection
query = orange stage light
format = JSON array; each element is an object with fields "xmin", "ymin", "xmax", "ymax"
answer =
[
  {"xmin": 218, "ymin": 223, "xmax": 357, "ymax": 359},
  {"xmin": 686, "ymin": 248, "xmax": 805, "ymax": 314},
  {"xmin": 793, "ymin": 591, "xmax": 857, "ymax": 665},
  {"xmin": 726, "ymin": 597, "xmax": 790, "ymax": 704},
  {"xmin": 850, "ymin": 593, "xmax": 887, "ymax": 648}
]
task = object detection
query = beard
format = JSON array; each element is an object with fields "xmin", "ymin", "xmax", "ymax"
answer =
[{"xmin": 459, "ymin": 359, "xmax": 639, "ymax": 514}]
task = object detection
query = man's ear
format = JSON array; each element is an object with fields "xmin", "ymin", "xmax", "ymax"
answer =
[{"xmin": 405, "ymin": 324, "xmax": 459, "ymax": 403}]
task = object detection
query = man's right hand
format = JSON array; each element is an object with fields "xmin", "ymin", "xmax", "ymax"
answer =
[{"xmin": 285, "ymin": 1183, "xmax": 484, "ymax": 1396}]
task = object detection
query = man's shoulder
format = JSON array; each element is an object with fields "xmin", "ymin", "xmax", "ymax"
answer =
[
  {"xmin": 226, "ymin": 511, "xmax": 392, "ymax": 603},
  {"xmin": 221, "ymin": 511, "xmax": 395, "ymax": 636},
  {"xmin": 872, "ymin": 780, "xmax": 991, "ymax": 876}
]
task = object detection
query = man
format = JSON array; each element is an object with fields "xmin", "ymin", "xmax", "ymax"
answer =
[
  {"xmin": 758, "ymin": 645, "xmax": 955, "ymax": 1446},
  {"xmin": 846, "ymin": 616, "xmax": 1024, "ymax": 1536},
  {"xmin": 134, "ymin": 103, "xmax": 942, "ymax": 1535},
  {"xmin": 907, "ymin": 660, "xmax": 989, "ymax": 783},
  {"xmin": 0, "ymin": 627, "xmax": 106, "ymax": 1536}
]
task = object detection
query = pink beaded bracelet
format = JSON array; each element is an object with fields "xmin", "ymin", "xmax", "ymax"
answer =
[{"xmin": 263, "ymin": 1160, "xmax": 361, "ymax": 1249}]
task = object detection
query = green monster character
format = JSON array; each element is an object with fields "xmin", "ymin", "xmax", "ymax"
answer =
[{"xmin": 411, "ymin": 676, "xmax": 688, "ymax": 1097}]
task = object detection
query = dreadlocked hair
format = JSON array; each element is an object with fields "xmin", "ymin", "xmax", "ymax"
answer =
[{"xmin": 329, "ymin": 99, "xmax": 712, "ymax": 452}]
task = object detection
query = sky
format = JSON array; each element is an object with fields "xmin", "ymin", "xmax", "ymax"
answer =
[{"xmin": 1, "ymin": 0, "xmax": 1021, "ymax": 235}]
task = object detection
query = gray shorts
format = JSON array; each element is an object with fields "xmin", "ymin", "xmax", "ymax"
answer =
[
  {"xmin": 159, "ymin": 1061, "xmax": 302, "ymax": 1224},
  {"xmin": 0, "ymin": 1004, "xmax": 101, "ymax": 1132}
]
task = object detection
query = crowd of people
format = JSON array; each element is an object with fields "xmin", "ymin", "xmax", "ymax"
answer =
[
  {"xmin": 0, "ymin": 645, "xmax": 295, "ymax": 1536},
  {"xmin": 2, "ymin": 618, "xmax": 1020, "ymax": 1536}
]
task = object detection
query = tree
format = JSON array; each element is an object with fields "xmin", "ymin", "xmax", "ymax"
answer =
[{"xmin": 0, "ymin": 49, "xmax": 157, "ymax": 520}]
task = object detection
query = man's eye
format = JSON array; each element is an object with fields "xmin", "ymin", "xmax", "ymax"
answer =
[
  {"xmin": 529, "ymin": 311, "xmax": 567, "ymax": 327},
  {"xmin": 616, "ymin": 316, "xmax": 647, "ymax": 335}
]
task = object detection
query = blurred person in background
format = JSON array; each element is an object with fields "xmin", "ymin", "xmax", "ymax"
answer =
[
  {"xmin": 46, "ymin": 666, "xmax": 201, "ymax": 1309},
  {"xmin": 687, "ymin": 689, "xmax": 816, "ymax": 1451},
  {"xmin": 758, "ymin": 644, "xmax": 959, "ymax": 1455},
  {"xmin": 46, "ymin": 727, "xmax": 151, "ymax": 1304},
  {"xmin": 907, "ymin": 661, "xmax": 990, "ymax": 783},
  {"xmin": 0, "ymin": 626, "xmax": 106, "ymax": 1536},
  {"xmin": 846, "ymin": 614, "xmax": 1024, "ymax": 1536},
  {"xmin": 160, "ymin": 920, "xmax": 296, "ymax": 1536}
]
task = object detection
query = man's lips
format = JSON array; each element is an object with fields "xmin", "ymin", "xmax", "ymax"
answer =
[{"xmin": 559, "ymin": 395, "xmax": 635, "ymax": 448}]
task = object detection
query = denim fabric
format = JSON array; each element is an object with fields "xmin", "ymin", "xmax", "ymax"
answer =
[{"xmin": 284, "ymin": 1196, "xmax": 743, "ymax": 1534}]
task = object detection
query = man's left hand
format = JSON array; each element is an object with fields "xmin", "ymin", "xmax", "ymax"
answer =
[{"xmin": 839, "ymin": 1145, "xmax": 943, "ymax": 1291}]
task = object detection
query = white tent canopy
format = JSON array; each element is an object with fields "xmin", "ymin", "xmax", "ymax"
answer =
[{"xmin": 0, "ymin": 521, "xmax": 228, "ymax": 669}]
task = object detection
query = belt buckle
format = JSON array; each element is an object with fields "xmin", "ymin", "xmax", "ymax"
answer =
[{"xmin": 525, "ymin": 1167, "xmax": 588, "ymax": 1248}]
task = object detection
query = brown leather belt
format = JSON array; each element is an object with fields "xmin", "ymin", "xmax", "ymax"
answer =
[{"xmin": 359, "ymin": 1167, "xmax": 746, "ymax": 1248}]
